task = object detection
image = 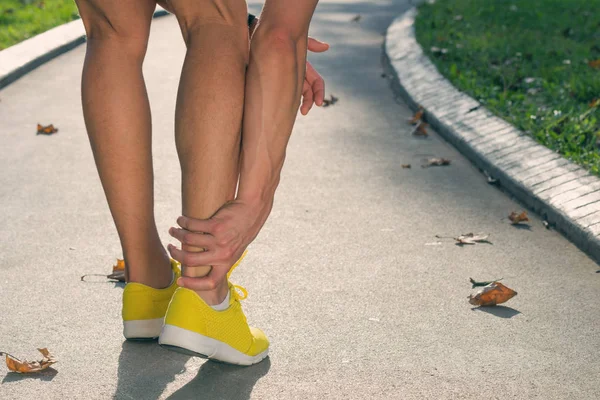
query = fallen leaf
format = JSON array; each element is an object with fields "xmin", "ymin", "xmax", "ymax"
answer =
[
  {"xmin": 351, "ymin": 14, "xmax": 361, "ymax": 22},
  {"xmin": 484, "ymin": 170, "xmax": 497, "ymax": 184},
  {"xmin": 322, "ymin": 94, "xmax": 338, "ymax": 107},
  {"xmin": 401, "ymin": 164, "xmax": 411, "ymax": 169},
  {"xmin": 588, "ymin": 59, "xmax": 600, "ymax": 69},
  {"xmin": 2, "ymin": 348, "xmax": 57, "ymax": 373},
  {"xmin": 107, "ymin": 259, "xmax": 126, "ymax": 282},
  {"xmin": 454, "ymin": 233, "xmax": 490, "ymax": 245},
  {"xmin": 508, "ymin": 211, "xmax": 529, "ymax": 224},
  {"xmin": 36, "ymin": 123, "xmax": 58, "ymax": 135},
  {"xmin": 543, "ymin": 221, "xmax": 550, "ymax": 229},
  {"xmin": 422, "ymin": 158, "xmax": 451, "ymax": 167},
  {"xmin": 469, "ymin": 277, "xmax": 503, "ymax": 288},
  {"xmin": 409, "ymin": 106, "xmax": 424, "ymax": 124},
  {"xmin": 413, "ymin": 121, "xmax": 428, "ymax": 136},
  {"xmin": 468, "ymin": 281, "xmax": 517, "ymax": 306}
]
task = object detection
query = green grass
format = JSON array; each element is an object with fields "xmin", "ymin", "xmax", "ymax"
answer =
[
  {"xmin": 415, "ymin": 0, "xmax": 600, "ymax": 175},
  {"xmin": 0, "ymin": 0, "xmax": 79, "ymax": 50}
]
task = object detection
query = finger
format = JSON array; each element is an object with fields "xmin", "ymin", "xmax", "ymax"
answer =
[
  {"xmin": 176, "ymin": 215, "xmax": 216, "ymax": 235},
  {"xmin": 306, "ymin": 62, "xmax": 325, "ymax": 106},
  {"xmin": 307, "ymin": 37, "xmax": 330, "ymax": 53},
  {"xmin": 167, "ymin": 244, "xmax": 217, "ymax": 267},
  {"xmin": 301, "ymin": 81, "xmax": 313, "ymax": 115},
  {"xmin": 168, "ymin": 227, "xmax": 217, "ymax": 249}
]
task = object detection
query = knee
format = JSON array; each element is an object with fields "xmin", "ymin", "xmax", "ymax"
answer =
[
  {"xmin": 169, "ymin": 0, "xmax": 248, "ymax": 46},
  {"xmin": 251, "ymin": 26, "xmax": 302, "ymax": 63},
  {"xmin": 82, "ymin": 16, "xmax": 149, "ymax": 61}
]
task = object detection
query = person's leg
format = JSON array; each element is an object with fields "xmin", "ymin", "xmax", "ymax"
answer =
[
  {"xmin": 165, "ymin": 0, "xmax": 249, "ymax": 304},
  {"xmin": 242, "ymin": 0, "xmax": 320, "ymax": 157},
  {"xmin": 74, "ymin": 0, "xmax": 171, "ymax": 288}
]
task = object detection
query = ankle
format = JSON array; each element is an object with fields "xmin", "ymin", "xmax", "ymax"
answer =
[
  {"xmin": 195, "ymin": 281, "xmax": 229, "ymax": 306},
  {"xmin": 126, "ymin": 253, "xmax": 172, "ymax": 289}
]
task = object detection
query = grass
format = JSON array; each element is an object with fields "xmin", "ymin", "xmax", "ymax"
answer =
[
  {"xmin": 0, "ymin": 0, "xmax": 79, "ymax": 50},
  {"xmin": 414, "ymin": 0, "xmax": 600, "ymax": 175}
]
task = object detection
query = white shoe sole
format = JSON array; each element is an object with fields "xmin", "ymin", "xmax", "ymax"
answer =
[
  {"xmin": 123, "ymin": 318, "xmax": 164, "ymax": 340},
  {"xmin": 158, "ymin": 324, "xmax": 268, "ymax": 366}
]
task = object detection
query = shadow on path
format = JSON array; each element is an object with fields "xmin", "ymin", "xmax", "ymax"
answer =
[
  {"xmin": 114, "ymin": 340, "xmax": 270, "ymax": 399},
  {"xmin": 471, "ymin": 306, "xmax": 521, "ymax": 318},
  {"xmin": 168, "ymin": 357, "xmax": 271, "ymax": 400}
]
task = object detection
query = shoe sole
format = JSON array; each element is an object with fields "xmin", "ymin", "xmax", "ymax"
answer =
[
  {"xmin": 123, "ymin": 318, "xmax": 164, "ymax": 340},
  {"xmin": 158, "ymin": 324, "xmax": 268, "ymax": 366}
]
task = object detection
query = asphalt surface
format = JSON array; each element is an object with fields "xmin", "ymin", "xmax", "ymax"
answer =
[{"xmin": 1, "ymin": 1, "xmax": 599, "ymax": 399}]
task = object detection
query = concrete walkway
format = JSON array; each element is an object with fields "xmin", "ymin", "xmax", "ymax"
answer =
[{"xmin": 0, "ymin": 1, "xmax": 599, "ymax": 399}]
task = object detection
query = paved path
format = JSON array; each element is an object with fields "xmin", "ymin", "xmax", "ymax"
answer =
[{"xmin": 1, "ymin": 1, "xmax": 599, "ymax": 399}]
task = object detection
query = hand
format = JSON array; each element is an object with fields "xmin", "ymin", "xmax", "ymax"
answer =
[
  {"xmin": 301, "ymin": 37, "xmax": 329, "ymax": 115},
  {"xmin": 167, "ymin": 199, "xmax": 271, "ymax": 290}
]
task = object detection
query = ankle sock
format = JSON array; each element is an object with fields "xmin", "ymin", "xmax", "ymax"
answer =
[{"xmin": 211, "ymin": 291, "xmax": 231, "ymax": 311}]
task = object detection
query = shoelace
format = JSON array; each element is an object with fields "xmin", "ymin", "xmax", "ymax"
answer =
[
  {"xmin": 232, "ymin": 284, "xmax": 248, "ymax": 301},
  {"xmin": 229, "ymin": 250, "xmax": 249, "ymax": 302}
]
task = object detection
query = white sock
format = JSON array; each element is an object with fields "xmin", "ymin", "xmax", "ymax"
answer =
[{"xmin": 211, "ymin": 291, "xmax": 230, "ymax": 311}]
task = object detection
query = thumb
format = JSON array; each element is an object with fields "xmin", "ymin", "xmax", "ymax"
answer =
[{"xmin": 307, "ymin": 37, "xmax": 330, "ymax": 53}]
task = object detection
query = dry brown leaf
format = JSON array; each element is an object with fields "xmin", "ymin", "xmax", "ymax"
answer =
[
  {"xmin": 107, "ymin": 258, "xmax": 126, "ymax": 282},
  {"xmin": 508, "ymin": 211, "xmax": 529, "ymax": 224},
  {"xmin": 409, "ymin": 106, "xmax": 424, "ymax": 124},
  {"xmin": 36, "ymin": 123, "xmax": 58, "ymax": 135},
  {"xmin": 401, "ymin": 164, "xmax": 411, "ymax": 169},
  {"xmin": 454, "ymin": 233, "xmax": 490, "ymax": 245},
  {"xmin": 2, "ymin": 348, "xmax": 57, "ymax": 373},
  {"xmin": 588, "ymin": 59, "xmax": 600, "ymax": 69},
  {"xmin": 322, "ymin": 94, "xmax": 338, "ymax": 107},
  {"xmin": 590, "ymin": 98, "xmax": 600, "ymax": 108},
  {"xmin": 415, "ymin": 122, "xmax": 428, "ymax": 136},
  {"xmin": 422, "ymin": 158, "xmax": 451, "ymax": 167},
  {"xmin": 468, "ymin": 282, "xmax": 517, "ymax": 306}
]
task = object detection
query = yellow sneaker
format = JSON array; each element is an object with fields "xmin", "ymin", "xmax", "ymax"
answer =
[
  {"xmin": 122, "ymin": 258, "xmax": 181, "ymax": 340},
  {"xmin": 158, "ymin": 254, "xmax": 269, "ymax": 366}
]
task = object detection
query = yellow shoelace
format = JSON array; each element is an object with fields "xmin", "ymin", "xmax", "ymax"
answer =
[
  {"xmin": 232, "ymin": 284, "xmax": 248, "ymax": 301},
  {"xmin": 229, "ymin": 250, "xmax": 249, "ymax": 302}
]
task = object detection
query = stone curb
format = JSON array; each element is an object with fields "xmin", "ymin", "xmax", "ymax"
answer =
[
  {"xmin": 0, "ymin": 7, "xmax": 169, "ymax": 90},
  {"xmin": 384, "ymin": 8, "xmax": 600, "ymax": 264}
]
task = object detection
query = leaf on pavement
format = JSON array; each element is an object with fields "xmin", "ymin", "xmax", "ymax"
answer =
[
  {"xmin": 468, "ymin": 281, "xmax": 517, "ymax": 307},
  {"xmin": 107, "ymin": 259, "xmax": 126, "ymax": 282},
  {"xmin": 422, "ymin": 157, "xmax": 451, "ymax": 167},
  {"xmin": 322, "ymin": 94, "xmax": 338, "ymax": 107},
  {"xmin": 409, "ymin": 106, "xmax": 424, "ymax": 124},
  {"xmin": 351, "ymin": 14, "xmax": 361, "ymax": 22},
  {"xmin": 2, "ymin": 348, "xmax": 57, "ymax": 373},
  {"xmin": 454, "ymin": 233, "xmax": 490, "ymax": 245},
  {"xmin": 588, "ymin": 59, "xmax": 600, "ymax": 69},
  {"xmin": 508, "ymin": 211, "xmax": 529, "ymax": 224},
  {"xmin": 411, "ymin": 121, "xmax": 428, "ymax": 136},
  {"xmin": 401, "ymin": 164, "xmax": 411, "ymax": 169},
  {"xmin": 469, "ymin": 277, "xmax": 503, "ymax": 288},
  {"xmin": 36, "ymin": 123, "xmax": 58, "ymax": 135}
]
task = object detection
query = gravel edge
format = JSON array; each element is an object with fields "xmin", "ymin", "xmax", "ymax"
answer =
[
  {"xmin": 384, "ymin": 8, "xmax": 600, "ymax": 264},
  {"xmin": 0, "ymin": 7, "xmax": 169, "ymax": 90}
]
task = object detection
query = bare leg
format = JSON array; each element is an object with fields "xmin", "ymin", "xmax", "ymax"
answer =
[
  {"xmin": 166, "ymin": 0, "xmax": 249, "ymax": 304},
  {"xmin": 235, "ymin": 0, "xmax": 320, "ymax": 226},
  {"xmin": 74, "ymin": 0, "xmax": 172, "ymax": 288}
]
